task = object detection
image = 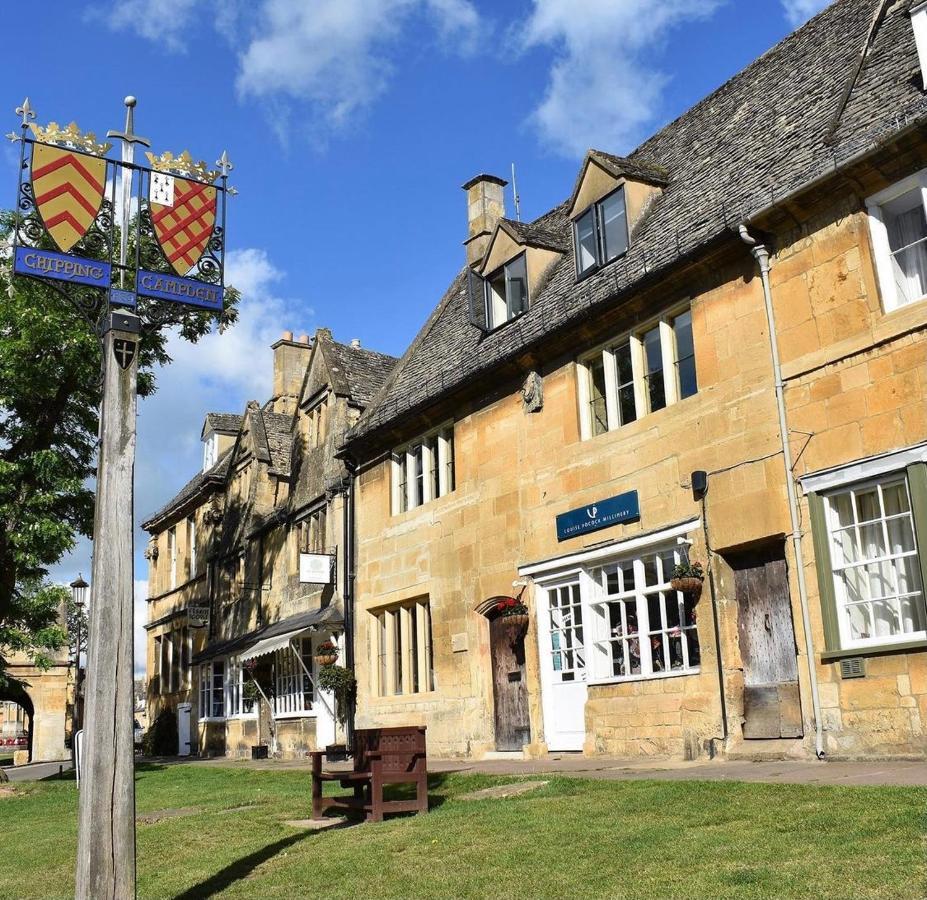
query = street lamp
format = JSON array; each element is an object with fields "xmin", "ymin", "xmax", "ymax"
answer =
[{"xmin": 70, "ymin": 574, "xmax": 89, "ymax": 732}]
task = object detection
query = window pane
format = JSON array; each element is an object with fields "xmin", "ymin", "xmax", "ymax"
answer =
[
  {"xmin": 672, "ymin": 309, "xmax": 697, "ymax": 400},
  {"xmin": 885, "ymin": 190, "xmax": 927, "ymax": 305},
  {"xmin": 882, "ymin": 482, "xmax": 910, "ymax": 516},
  {"xmin": 642, "ymin": 326, "xmax": 666, "ymax": 412},
  {"xmin": 588, "ymin": 356, "xmax": 608, "ymax": 436},
  {"xmin": 600, "ymin": 189, "xmax": 628, "ymax": 261},
  {"xmin": 575, "ymin": 208, "xmax": 598, "ymax": 275},
  {"xmin": 614, "ymin": 341, "xmax": 637, "ymax": 426},
  {"xmin": 505, "ymin": 254, "xmax": 528, "ymax": 317},
  {"xmin": 412, "ymin": 445, "xmax": 424, "ymax": 509}
]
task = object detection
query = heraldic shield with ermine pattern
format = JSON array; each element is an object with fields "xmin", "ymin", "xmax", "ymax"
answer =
[
  {"xmin": 150, "ymin": 175, "xmax": 217, "ymax": 276},
  {"xmin": 31, "ymin": 144, "xmax": 106, "ymax": 253}
]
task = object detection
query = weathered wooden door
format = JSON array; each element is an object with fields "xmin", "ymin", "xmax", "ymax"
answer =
[
  {"xmin": 731, "ymin": 544, "xmax": 803, "ymax": 739},
  {"xmin": 489, "ymin": 616, "xmax": 531, "ymax": 751}
]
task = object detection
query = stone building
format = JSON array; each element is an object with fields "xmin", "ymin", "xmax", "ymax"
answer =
[
  {"xmin": 341, "ymin": 0, "xmax": 927, "ymax": 761},
  {"xmin": 142, "ymin": 329, "xmax": 396, "ymax": 757}
]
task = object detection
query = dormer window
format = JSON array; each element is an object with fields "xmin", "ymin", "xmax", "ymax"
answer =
[
  {"xmin": 574, "ymin": 187, "xmax": 629, "ymax": 279},
  {"xmin": 203, "ymin": 433, "xmax": 219, "ymax": 472},
  {"xmin": 484, "ymin": 253, "xmax": 528, "ymax": 329}
]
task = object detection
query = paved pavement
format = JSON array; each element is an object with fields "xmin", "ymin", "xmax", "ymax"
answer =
[
  {"xmin": 6, "ymin": 753, "xmax": 924, "ymax": 788},
  {"xmin": 2, "ymin": 758, "xmax": 72, "ymax": 782},
  {"xmin": 190, "ymin": 754, "xmax": 927, "ymax": 788}
]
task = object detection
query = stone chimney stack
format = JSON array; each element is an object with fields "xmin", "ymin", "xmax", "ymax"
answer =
[
  {"xmin": 462, "ymin": 173, "xmax": 507, "ymax": 267},
  {"xmin": 271, "ymin": 330, "xmax": 312, "ymax": 415}
]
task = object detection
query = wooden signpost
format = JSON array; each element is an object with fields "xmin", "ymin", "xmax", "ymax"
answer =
[{"xmin": 7, "ymin": 96, "xmax": 233, "ymax": 899}]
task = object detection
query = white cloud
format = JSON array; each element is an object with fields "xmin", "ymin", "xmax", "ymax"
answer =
[
  {"xmin": 522, "ymin": 0, "xmax": 724, "ymax": 158},
  {"xmin": 236, "ymin": 0, "xmax": 481, "ymax": 130},
  {"xmin": 95, "ymin": 0, "xmax": 203, "ymax": 52},
  {"xmin": 781, "ymin": 0, "xmax": 832, "ymax": 28},
  {"xmin": 100, "ymin": 0, "xmax": 480, "ymax": 136}
]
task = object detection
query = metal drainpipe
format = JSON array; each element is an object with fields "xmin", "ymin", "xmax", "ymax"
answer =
[
  {"xmin": 699, "ymin": 495, "xmax": 729, "ymax": 748},
  {"xmin": 342, "ymin": 456, "xmax": 357, "ymax": 743},
  {"xmin": 739, "ymin": 224, "xmax": 825, "ymax": 759}
]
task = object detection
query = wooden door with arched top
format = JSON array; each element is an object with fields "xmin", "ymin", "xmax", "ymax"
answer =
[{"xmin": 488, "ymin": 613, "xmax": 531, "ymax": 751}]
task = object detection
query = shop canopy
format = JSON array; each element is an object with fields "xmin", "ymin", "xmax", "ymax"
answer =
[{"xmin": 192, "ymin": 605, "xmax": 342, "ymax": 665}]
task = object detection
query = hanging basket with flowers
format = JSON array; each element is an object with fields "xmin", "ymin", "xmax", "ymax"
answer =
[
  {"xmin": 314, "ymin": 640, "xmax": 339, "ymax": 667},
  {"xmin": 496, "ymin": 596, "xmax": 530, "ymax": 632},
  {"xmin": 670, "ymin": 561, "xmax": 705, "ymax": 598}
]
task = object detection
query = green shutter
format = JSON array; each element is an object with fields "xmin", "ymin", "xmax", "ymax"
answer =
[
  {"xmin": 807, "ymin": 492, "xmax": 840, "ymax": 652},
  {"xmin": 905, "ymin": 463, "xmax": 927, "ymax": 605}
]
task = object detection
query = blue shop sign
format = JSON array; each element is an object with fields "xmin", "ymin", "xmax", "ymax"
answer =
[
  {"xmin": 136, "ymin": 269, "xmax": 224, "ymax": 311},
  {"xmin": 14, "ymin": 246, "xmax": 111, "ymax": 289},
  {"xmin": 556, "ymin": 490, "xmax": 640, "ymax": 542}
]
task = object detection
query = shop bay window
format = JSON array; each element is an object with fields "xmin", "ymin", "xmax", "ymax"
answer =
[
  {"xmin": 391, "ymin": 425, "xmax": 455, "ymax": 513},
  {"xmin": 273, "ymin": 637, "xmax": 315, "ymax": 716},
  {"xmin": 226, "ymin": 659, "xmax": 256, "ymax": 717},
  {"xmin": 198, "ymin": 660, "xmax": 225, "ymax": 719},
  {"xmin": 372, "ymin": 598, "xmax": 434, "ymax": 696},
  {"xmin": 867, "ymin": 170, "xmax": 927, "ymax": 311},
  {"xmin": 541, "ymin": 545, "xmax": 700, "ymax": 684},
  {"xmin": 823, "ymin": 476, "xmax": 926, "ymax": 648},
  {"xmin": 580, "ymin": 305, "xmax": 697, "ymax": 439},
  {"xmin": 589, "ymin": 549, "xmax": 700, "ymax": 679},
  {"xmin": 574, "ymin": 187, "xmax": 629, "ymax": 279}
]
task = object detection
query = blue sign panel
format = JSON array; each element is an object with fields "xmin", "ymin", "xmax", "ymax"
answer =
[
  {"xmin": 136, "ymin": 269, "xmax": 223, "ymax": 311},
  {"xmin": 110, "ymin": 288, "xmax": 137, "ymax": 309},
  {"xmin": 14, "ymin": 247, "xmax": 111, "ymax": 289},
  {"xmin": 556, "ymin": 490, "xmax": 640, "ymax": 542}
]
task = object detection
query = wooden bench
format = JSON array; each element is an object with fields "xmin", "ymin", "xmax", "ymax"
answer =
[{"xmin": 311, "ymin": 726, "xmax": 428, "ymax": 823}]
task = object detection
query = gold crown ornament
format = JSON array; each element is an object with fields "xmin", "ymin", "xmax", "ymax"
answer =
[
  {"xmin": 145, "ymin": 149, "xmax": 219, "ymax": 183},
  {"xmin": 28, "ymin": 121, "xmax": 111, "ymax": 156}
]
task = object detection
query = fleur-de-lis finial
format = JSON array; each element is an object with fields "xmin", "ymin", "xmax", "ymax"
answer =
[
  {"xmin": 216, "ymin": 150, "xmax": 234, "ymax": 177},
  {"xmin": 15, "ymin": 98, "xmax": 36, "ymax": 127}
]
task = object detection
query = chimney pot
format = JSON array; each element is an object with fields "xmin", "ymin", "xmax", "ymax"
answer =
[
  {"xmin": 282, "ymin": 329, "xmax": 294, "ymax": 341},
  {"xmin": 298, "ymin": 334, "xmax": 310, "ymax": 344},
  {"xmin": 462, "ymin": 173, "xmax": 507, "ymax": 267},
  {"xmin": 350, "ymin": 338, "xmax": 361, "ymax": 348}
]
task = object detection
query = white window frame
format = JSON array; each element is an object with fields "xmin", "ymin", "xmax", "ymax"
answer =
[
  {"xmin": 187, "ymin": 515, "xmax": 197, "ymax": 579},
  {"xmin": 203, "ymin": 433, "xmax": 219, "ymax": 472},
  {"xmin": 483, "ymin": 252, "xmax": 529, "ymax": 330},
  {"xmin": 168, "ymin": 526, "xmax": 177, "ymax": 590},
  {"xmin": 526, "ymin": 521, "xmax": 701, "ymax": 686},
  {"xmin": 225, "ymin": 657, "xmax": 257, "ymax": 719},
  {"xmin": 198, "ymin": 659, "xmax": 226, "ymax": 721},
  {"xmin": 866, "ymin": 169, "xmax": 927, "ymax": 313},
  {"xmin": 822, "ymin": 473, "xmax": 927, "ymax": 651},
  {"xmin": 911, "ymin": 2, "xmax": 927, "ymax": 89},
  {"xmin": 577, "ymin": 302, "xmax": 695, "ymax": 440},
  {"xmin": 273, "ymin": 636, "xmax": 317, "ymax": 719},
  {"xmin": 391, "ymin": 423, "xmax": 455, "ymax": 514},
  {"xmin": 370, "ymin": 598, "xmax": 434, "ymax": 697}
]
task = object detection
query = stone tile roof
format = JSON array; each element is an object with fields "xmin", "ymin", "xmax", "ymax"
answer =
[
  {"xmin": 325, "ymin": 338, "xmax": 398, "ymax": 407},
  {"xmin": 141, "ymin": 446, "xmax": 232, "ymax": 530},
  {"xmin": 346, "ymin": 0, "xmax": 926, "ymax": 448},
  {"xmin": 202, "ymin": 412, "xmax": 242, "ymax": 436},
  {"xmin": 497, "ymin": 218, "xmax": 570, "ymax": 255},
  {"xmin": 262, "ymin": 411, "xmax": 295, "ymax": 474}
]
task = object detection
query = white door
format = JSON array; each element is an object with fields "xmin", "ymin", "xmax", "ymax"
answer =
[
  {"xmin": 177, "ymin": 703, "xmax": 192, "ymax": 757},
  {"xmin": 537, "ymin": 577, "xmax": 588, "ymax": 751}
]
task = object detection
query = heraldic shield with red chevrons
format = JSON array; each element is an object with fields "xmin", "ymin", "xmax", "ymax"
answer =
[
  {"xmin": 150, "ymin": 176, "xmax": 217, "ymax": 276},
  {"xmin": 31, "ymin": 144, "xmax": 106, "ymax": 253}
]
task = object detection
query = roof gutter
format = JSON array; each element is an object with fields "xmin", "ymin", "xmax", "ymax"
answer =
[{"xmin": 738, "ymin": 224, "xmax": 825, "ymax": 760}]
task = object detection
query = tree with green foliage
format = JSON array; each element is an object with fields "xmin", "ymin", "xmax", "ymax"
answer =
[{"xmin": 0, "ymin": 211, "xmax": 239, "ymax": 687}]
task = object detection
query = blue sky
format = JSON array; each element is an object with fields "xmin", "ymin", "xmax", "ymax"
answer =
[{"xmin": 3, "ymin": 0, "xmax": 832, "ymax": 670}]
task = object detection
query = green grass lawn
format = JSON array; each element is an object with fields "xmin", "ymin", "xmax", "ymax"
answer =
[{"xmin": 0, "ymin": 763, "xmax": 924, "ymax": 899}]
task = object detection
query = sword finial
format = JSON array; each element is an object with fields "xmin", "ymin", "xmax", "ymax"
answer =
[{"xmin": 106, "ymin": 95, "xmax": 150, "ymax": 148}]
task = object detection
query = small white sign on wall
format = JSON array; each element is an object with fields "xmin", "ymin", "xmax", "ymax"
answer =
[{"xmin": 300, "ymin": 553, "xmax": 333, "ymax": 584}]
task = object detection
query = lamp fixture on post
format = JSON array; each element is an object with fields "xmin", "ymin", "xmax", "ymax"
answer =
[{"xmin": 69, "ymin": 573, "xmax": 88, "ymax": 733}]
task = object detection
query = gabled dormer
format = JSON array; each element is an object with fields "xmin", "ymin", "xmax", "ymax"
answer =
[
  {"xmin": 201, "ymin": 412, "xmax": 242, "ymax": 473},
  {"xmin": 474, "ymin": 218, "xmax": 568, "ymax": 330},
  {"xmin": 568, "ymin": 150, "xmax": 668, "ymax": 280}
]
